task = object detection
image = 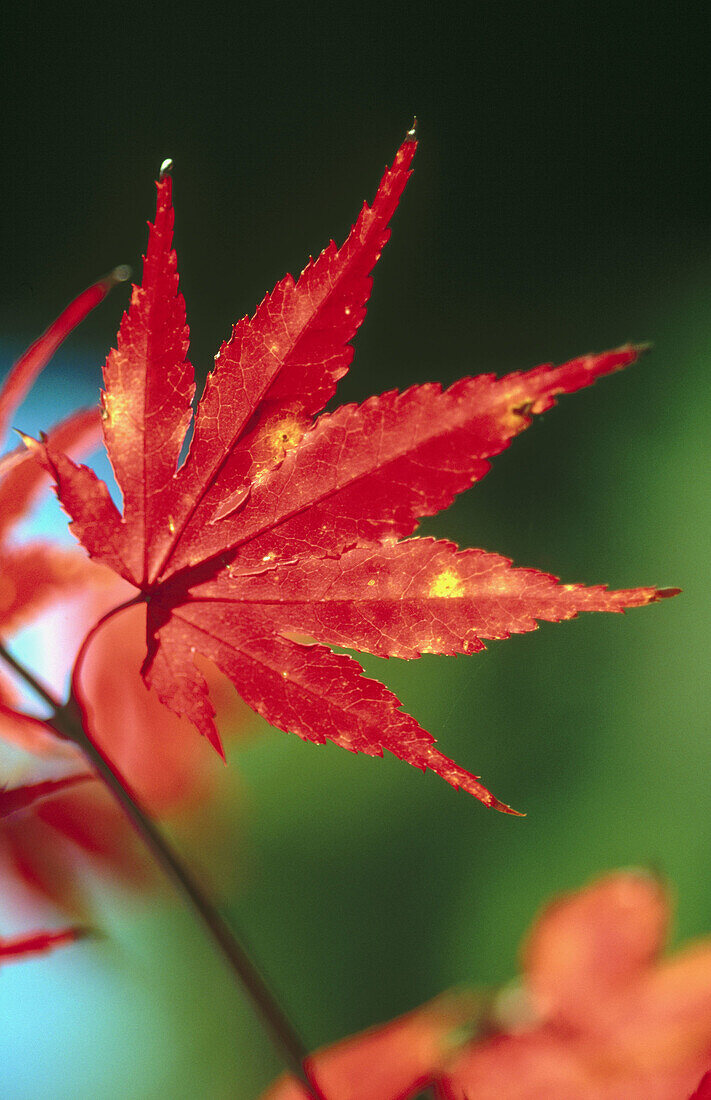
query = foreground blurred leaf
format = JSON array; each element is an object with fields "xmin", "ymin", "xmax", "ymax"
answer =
[
  {"xmin": 261, "ymin": 871, "xmax": 711, "ymax": 1099},
  {"xmin": 0, "ymin": 773, "xmax": 92, "ymax": 818},
  {"xmin": 0, "ymin": 280, "xmax": 239, "ymax": 915},
  {"xmin": 438, "ymin": 871, "xmax": 711, "ymax": 1099},
  {"xmin": 261, "ymin": 993, "xmax": 476, "ymax": 1100}
]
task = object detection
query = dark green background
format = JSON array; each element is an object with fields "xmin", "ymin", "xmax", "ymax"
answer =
[{"xmin": 1, "ymin": 3, "xmax": 709, "ymax": 1097}]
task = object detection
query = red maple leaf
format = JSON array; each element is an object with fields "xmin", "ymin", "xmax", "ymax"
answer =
[{"xmin": 35, "ymin": 130, "xmax": 676, "ymax": 812}]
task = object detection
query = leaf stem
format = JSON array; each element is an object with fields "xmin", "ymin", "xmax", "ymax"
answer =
[
  {"xmin": 0, "ymin": 628, "xmax": 327, "ymax": 1100},
  {"xmin": 0, "ymin": 641, "xmax": 65, "ymax": 715}
]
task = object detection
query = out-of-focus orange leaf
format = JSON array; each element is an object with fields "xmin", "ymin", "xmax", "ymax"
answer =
[
  {"xmin": 261, "ymin": 994, "xmax": 476, "ymax": 1100},
  {"xmin": 437, "ymin": 871, "xmax": 711, "ymax": 1099},
  {"xmin": 267, "ymin": 873, "xmax": 711, "ymax": 1100},
  {"xmin": 0, "ymin": 543, "xmax": 97, "ymax": 638}
]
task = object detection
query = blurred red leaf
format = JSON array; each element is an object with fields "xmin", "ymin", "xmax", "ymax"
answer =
[
  {"xmin": 36, "ymin": 132, "xmax": 675, "ymax": 811},
  {"xmin": 0, "ymin": 273, "xmax": 119, "ymax": 703},
  {"xmin": 0, "ymin": 277, "xmax": 241, "ymax": 914},
  {"xmin": 0, "ymin": 585, "xmax": 242, "ymax": 913},
  {"xmin": 0, "ymin": 268, "xmax": 126, "ymax": 441},
  {"xmin": 1, "ymin": 781, "xmax": 150, "ymax": 913},
  {"xmin": 0, "ymin": 773, "xmax": 93, "ymax": 818},
  {"xmin": 0, "ymin": 406, "xmax": 101, "ymax": 542},
  {"xmin": 0, "ymin": 280, "xmax": 140, "ymax": 911}
]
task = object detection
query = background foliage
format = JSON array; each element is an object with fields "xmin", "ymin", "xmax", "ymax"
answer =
[{"xmin": 1, "ymin": 3, "xmax": 709, "ymax": 1096}]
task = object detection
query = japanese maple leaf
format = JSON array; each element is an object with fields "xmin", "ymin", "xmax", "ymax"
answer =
[
  {"xmin": 35, "ymin": 130, "xmax": 676, "ymax": 812},
  {"xmin": 437, "ymin": 871, "xmax": 711, "ymax": 1099},
  {"xmin": 0, "ymin": 926, "xmax": 83, "ymax": 965}
]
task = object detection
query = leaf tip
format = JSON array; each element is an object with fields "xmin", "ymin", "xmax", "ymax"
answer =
[
  {"xmin": 494, "ymin": 799, "xmax": 526, "ymax": 817},
  {"xmin": 205, "ymin": 724, "xmax": 227, "ymax": 761},
  {"xmin": 655, "ymin": 586, "xmax": 682, "ymax": 600},
  {"xmin": 159, "ymin": 157, "xmax": 174, "ymax": 179},
  {"xmin": 477, "ymin": 782, "xmax": 525, "ymax": 817},
  {"xmin": 405, "ymin": 116, "xmax": 418, "ymax": 142},
  {"xmin": 15, "ymin": 428, "xmax": 41, "ymax": 451}
]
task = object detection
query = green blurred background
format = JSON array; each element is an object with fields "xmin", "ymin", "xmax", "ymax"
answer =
[{"xmin": 1, "ymin": 2, "xmax": 710, "ymax": 1096}]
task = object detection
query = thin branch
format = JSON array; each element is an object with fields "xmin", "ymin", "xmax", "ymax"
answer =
[
  {"xmin": 0, "ymin": 641, "xmax": 64, "ymax": 713},
  {"xmin": 0, "ymin": 621, "xmax": 327, "ymax": 1100}
]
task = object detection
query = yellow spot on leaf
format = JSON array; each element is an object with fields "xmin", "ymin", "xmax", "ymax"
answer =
[
  {"xmin": 102, "ymin": 391, "xmax": 128, "ymax": 423},
  {"xmin": 429, "ymin": 570, "xmax": 464, "ymax": 598},
  {"xmin": 267, "ymin": 415, "xmax": 305, "ymax": 458}
]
